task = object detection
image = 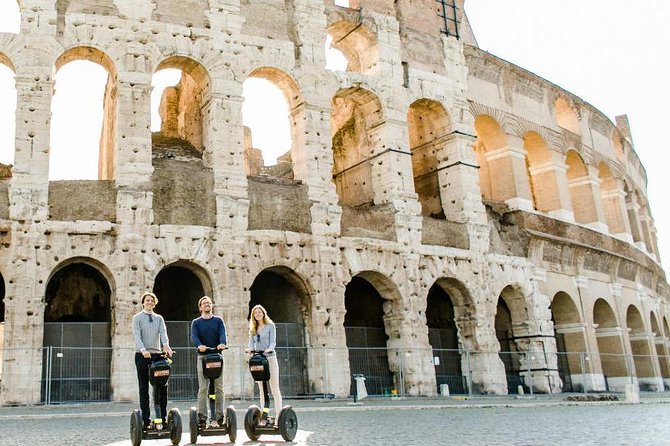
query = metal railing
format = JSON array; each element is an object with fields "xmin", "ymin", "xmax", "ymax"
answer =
[{"xmin": 2, "ymin": 346, "xmax": 668, "ymax": 404}]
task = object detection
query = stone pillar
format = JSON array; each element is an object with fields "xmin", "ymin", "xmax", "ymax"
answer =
[
  {"xmin": 290, "ymin": 100, "xmax": 342, "ymax": 237},
  {"xmin": 578, "ymin": 276, "xmax": 607, "ymax": 391},
  {"xmin": 0, "ymin": 224, "xmax": 46, "ymax": 405},
  {"xmin": 602, "ymin": 178, "xmax": 633, "ymax": 242},
  {"xmin": 527, "ymin": 151, "xmax": 574, "ymax": 221},
  {"xmin": 568, "ymin": 165, "xmax": 607, "ymax": 231},
  {"xmin": 626, "ymin": 197, "xmax": 645, "ymax": 250},
  {"xmin": 9, "ymin": 73, "xmax": 53, "ymax": 222},
  {"xmin": 202, "ymin": 90, "xmax": 249, "ymax": 234},
  {"xmin": 483, "ymin": 136, "xmax": 533, "ymax": 211}
]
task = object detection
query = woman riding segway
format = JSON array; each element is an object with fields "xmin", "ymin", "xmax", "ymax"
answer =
[{"xmin": 244, "ymin": 305, "xmax": 297, "ymax": 442}]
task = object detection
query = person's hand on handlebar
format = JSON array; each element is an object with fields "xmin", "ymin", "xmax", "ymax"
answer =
[
  {"xmin": 216, "ymin": 344, "xmax": 227, "ymax": 351},
  {"xmin": 163, "ymin": 345, "xmax": 174, "ymax": 357},
  {"xmin": 197, "ymin": 345, "xmax": 207, "ymax": 353}
]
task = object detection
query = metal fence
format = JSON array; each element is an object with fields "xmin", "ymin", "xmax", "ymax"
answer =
[{"xmin": 3, "ymin": 346, "xmax": 668, "ymax": 404}]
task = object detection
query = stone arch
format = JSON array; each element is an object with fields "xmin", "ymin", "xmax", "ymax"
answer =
[
  {"xmin": 550, "ymin": 292, "xmax": 585, "ymax": 391},
  {"xmin": 343, "ymin": 271, "xmax": 401, "ymax": 396},
  {"xmin": 626, "ymin": 305, "xmax": 657, "ymax": 389},
  {"xmin": 42, "ymin": 257, "xmax": 114, "ymax": 403},
  {"xmin": 52, "ymin": 46, "xmax": 118, "ymax": 180},
  {"xmin": 248, "ymin": 266, "xmax": 312, "ymax": 397},
  {"xmin": 242, "ymin": 67, "xmax": 303, "ymax": 180},
  {"xmin": 593, "ymin": 298, "xmax": 628, "ymax": 390},
  {"xmin": 331, "ymin": 86, "xmax": 384, "ymax": 207},
  {"xmin": 153, "ymin": 56, "xmax": 211, "ymax": 154},
  {"xmin": 650, "ymin": 312, "xmax": 670, "ymax": 382},
  {"xmin": 327, "ymin": 19, "xmax": 378, "ymax": 73},
  {"xmin": 426, "ymin": 277, "xmax": 471, "ymax": 394},
  {"xmin": 495, "ymin": 285, "xmax": 529, "ymax": 394},
  {"xmin": 554, "ymin": 96, "xmax": 580, "ymax": 135},
  {"xmin": 408, "ymin": 99, "xmax": 451, "ymax": 218},
  {"xmin": 473, "ymin": 115, "xmax": 509, "ymax": 202},
  {"xmin": 524, "ymin": 131, "xmax": 558, "ymax": 213},
  {"xmin": 565, "ymin": 150, "xmax": 597, "ymax": 224},
  {"xmin": 0, "ymin": 1, "xmax": 20, "ymax": 34},
  {"xmin": 0, "ymin": 55, "xmax": 16, "ymax": 170},
  {"xmin": 152, "ymin": 260, "xmax": 212, "ymax": 323}
]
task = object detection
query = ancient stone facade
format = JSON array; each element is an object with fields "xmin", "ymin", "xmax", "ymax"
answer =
[{"xmin": 0, "ymin": 1, "xmax": 668, "ymax": 405}]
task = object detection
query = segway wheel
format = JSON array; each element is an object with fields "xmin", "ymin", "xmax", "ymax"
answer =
[
  {"xmin": 130, "ymin": 409, "xmax": 143, "ymax": 446},
  {"xmin": 244, "ymin": 405, "xmax": 261, "ymax": 441},
  {"xmin": 226, "ymin": 405, "xmax": 237, "ymax": 443},
  {"xmin": 168, "ymin": 408, "xmax": 182, "ymax": 445},
  {"xmin": 278, "ymin": 406, "xmax": 298, "ymax": 442},
  {"xmin": 189, "ymin": 407, "xmax": 199, "ymax": 445}
]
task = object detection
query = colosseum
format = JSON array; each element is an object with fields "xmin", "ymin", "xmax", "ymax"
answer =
[{"xmin": 0, "ymin": 0, "xmax": 668, "ymax": 405}]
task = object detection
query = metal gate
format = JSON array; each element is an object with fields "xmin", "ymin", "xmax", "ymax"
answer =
[{"xmin": 345, "ymin": 327, "xmax": 393, "ymax": 396}]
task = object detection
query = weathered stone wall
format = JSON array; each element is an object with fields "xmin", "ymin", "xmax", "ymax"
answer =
[{"xmin": 0, "ymin": 0, "xmax": 667, "ymax": 405}]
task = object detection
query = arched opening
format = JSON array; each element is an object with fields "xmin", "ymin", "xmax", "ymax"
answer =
[
  {"xmin": 554, "ymin": 97, "xmax": 580, "ymax": 135},
  {"xmin": 473, "ymin": 115, "xmax": 508, "ymax": 202},
  {"xmin": 0, "ymin": 57, "xmax": 16, "ymax": 173},
  {"xmin": 343, "ymin": 275, "xmax": 393, "ymax": 396},
  {"xmin": 42, "ymin": 260, "xmax": 112, "ymax": 403},
  {"xmin": 51, "ymin": 48, "xmax": 116, "ymax": 180},
  {"xmin": 495, "ymin": 295, "xmax": 523, "ymax": 394},
  {"xmin": 650, "ymin": 313, "xmax": 670, "ymax": 384},
  {"xmin": 153, "ymin": 261, "xmax": 211, "ymax": 398},
  {"xmin": 0, "ymin": 1, "xmax": 20, "ymax": 34},
  {"xmin": 593, "ymin": 298, "xmax": 628, "ymax": 391},
  {"xmin": 408, "ymin": 99, "xmax": 450, "ymax": 218},
  {"xmin": 327, "ymin": 20, "xmax": 378, "ymax": 73},
  {"xmin": 550, "ymin": 292, "xmax": 586, "ymax": 392},
  {"xmin": 242, "ymin": 67, "xmax": 301, "ymax": 180},
  {"xmin": 331, "ymin": 87, "xmax": 384, "ymax": 207},
  {"xmin": 565, "ymin": 150, "xmax": 597, "ymax": 224},
  {"xmin": 249, "ymin": 267, "xmax": 311, "ymax": 398},
  {"xmin": 626, "ymin": 305, "xmax": 657, "ymax": 390},
  {"xmin": 150, "ymin": 58, "xmax": 215, "ymax": 226},
  {"xmin": 426, "ymin": 282, "xmax": 465, "ymax": 394},
  {"xmin": 524, "ymin": 132, "xmax": 557, "ymax": 213}
]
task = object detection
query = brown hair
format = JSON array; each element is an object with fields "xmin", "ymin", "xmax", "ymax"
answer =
[{"xmin": 141, "ymin": 291, "xmax": 158, "ymax": 305}]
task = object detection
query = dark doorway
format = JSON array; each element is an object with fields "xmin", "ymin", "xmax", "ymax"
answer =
[
  {"xmin": 495, "ymin": 298, "xmax": 523, "ymax": 394},
  {"xmin": 426, "ymin": 284, "xmax": 465, "ymax": 394},
  {"xmin": 153, "ymin": 264, "xmax": 208, "ymax": 399},
  {"xmin": 344, "ymin": 276, "xmax": 393, "ymax": 396},
  {"xmin": 249, "ymin": 269, "xmax": 309, "ymax": 398},
  {"xmin": 42, "ymin": 262, "xmax": 112, "ymax": 403}
]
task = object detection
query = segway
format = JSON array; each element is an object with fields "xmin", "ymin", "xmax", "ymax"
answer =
[
  {"xmin": 130, "ymin": 352, "xmax": 182, "ymax": 446},
  {"xmin": 189, "ymin": 347, "xmax": 237, "ymax": 444},
  {"xmin": 244, "ymin": 350, "xmax": 298, "ymax": 442}
]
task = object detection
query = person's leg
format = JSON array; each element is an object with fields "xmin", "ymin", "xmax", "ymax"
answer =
[
  {"xmin": 256, "ymin": 381, "xmax": 265, "ymax": 413},
  {"xmin": 159, "ymin": 382, "xmax": 168, "ymax": 423},
  {"xmin": 268, "ymin": 355, "xmax": 282, "ymax": 419},
  {"xmin": 214, "ymin": 373, "xmax": 225, "ymax": 422},
  {"xmin": 196, "ymin": 357, "xmax": 209, "ymax": 419},
  {"xmin": 135, "ymin": 353, "xmax": 151, "ymax": 427}
]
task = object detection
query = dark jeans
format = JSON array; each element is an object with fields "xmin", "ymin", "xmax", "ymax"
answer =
[{"xmin": 135, "ymin": 353, "xmax": 168, "ymax": 425}]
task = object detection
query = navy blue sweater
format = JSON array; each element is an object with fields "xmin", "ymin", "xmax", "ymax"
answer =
[{"xmin": 190, "ymin": 315, "xmax": 227, "ymax": 349}]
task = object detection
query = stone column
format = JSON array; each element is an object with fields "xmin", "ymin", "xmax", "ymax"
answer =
[
  {"xmin": 483, "ymin": 136, "xmax": 533, "ymax": 211},
  {"xmin": 0, "ymin": 225, "xmax": 47, "ymax": 405},
  {"xmin": 202, "ymin": 90, "xmax": 249, "ymax": 234},
  {"xmin": 578, "ymin": 276, "xmax": 607, "ymax": 391},
  {"xmin": 626, "ymin": 196, "xmax": 645, "ymax": 250},
  {"xmin": 527, "ymin": 151, "xmax": 574, "ymax": 221},
  {"xmin": 9, "ymin": 72, "xmax": 53, "ymax": 222},
  {"xmin": 568, "ymin": 165, "xmax": 607, "ymax": 230},
  {"xmin": 602, "ymin": 178, "xmax": 633, "ymax": 242}
]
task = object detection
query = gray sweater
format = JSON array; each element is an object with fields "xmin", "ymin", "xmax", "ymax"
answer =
[{"xmin": 132, "ymin": 311, "xmax": 170, "ymax": 352}]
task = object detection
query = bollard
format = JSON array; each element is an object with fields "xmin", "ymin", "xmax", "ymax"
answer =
[
  {"xmin": 440, "ymin": 384, "xmax": 450, "ymax": 397},
  {"xmin": 624, "ymin": 383, "xmax": 640, "ymax": 403},
  {"xmin": 517, "ymin": 385, "xmax": 524, "ymax": 395}
]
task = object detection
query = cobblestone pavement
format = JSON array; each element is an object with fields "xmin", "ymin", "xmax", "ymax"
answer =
[{"xmin": 2, "ymin": 395, "xmax": 670, "ymax": 445}]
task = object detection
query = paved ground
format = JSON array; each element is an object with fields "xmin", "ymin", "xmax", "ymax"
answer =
[{"xmin": 2, "ymin": 393, "xmax": 670, "ymax": 445}]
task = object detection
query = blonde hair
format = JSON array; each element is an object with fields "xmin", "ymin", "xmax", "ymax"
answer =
[
  {"xmin": 141, "ymin": 291, "xmax": 158, "ymax": 305},
  {"xmin": 248, "ymin": 304, "xmax": 273, "ymax": 336}
]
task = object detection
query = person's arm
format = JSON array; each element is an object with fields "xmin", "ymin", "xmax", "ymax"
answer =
[
  {"xmin": 132, "ymin": 315, "xmax": 145, "ymax": 351},
  {"xmin": 218, "ymin": 317, "xmax": 227, "ymax": 347},
  {"xmin": 191, "ymin": 319, "xmax": 204, "ymax": 349},
  {"xmin": 158, "ymin": 315, "xmax": 173, "ymax": 356},
  {"xmin": 266, "ymin": 323, "xmax": 276, "ymax": 352}
]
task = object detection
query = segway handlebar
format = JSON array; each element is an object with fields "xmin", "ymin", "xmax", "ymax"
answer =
[{"xmin": 197, "ymin": 346, "xmax": 228, "ymax": 354}]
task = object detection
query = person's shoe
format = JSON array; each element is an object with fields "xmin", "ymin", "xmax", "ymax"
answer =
[
  {"xmin": 198, "ymin": 413, "xmax": 207, "ymax": 429},
  {"xmin": 217, "ymin": 415, "xmax": 225, "ymax": 427}
]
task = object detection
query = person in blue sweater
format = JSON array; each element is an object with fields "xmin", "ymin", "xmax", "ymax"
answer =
[{"xmin": 190, "ymin": 295, "xmax": 228, "ymax": 427}]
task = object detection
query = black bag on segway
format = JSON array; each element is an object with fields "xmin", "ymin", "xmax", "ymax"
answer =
[
  {"xmin": 201, "ymin": 352, "xmax": 224, "ymax": 380},
  {"xmin": 149, "ymin": 358, "xmax": 172, "ymax": 385},
  {"xmin": 248, "ymin": 352, "xmax": 270, "ymax": 382}
]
